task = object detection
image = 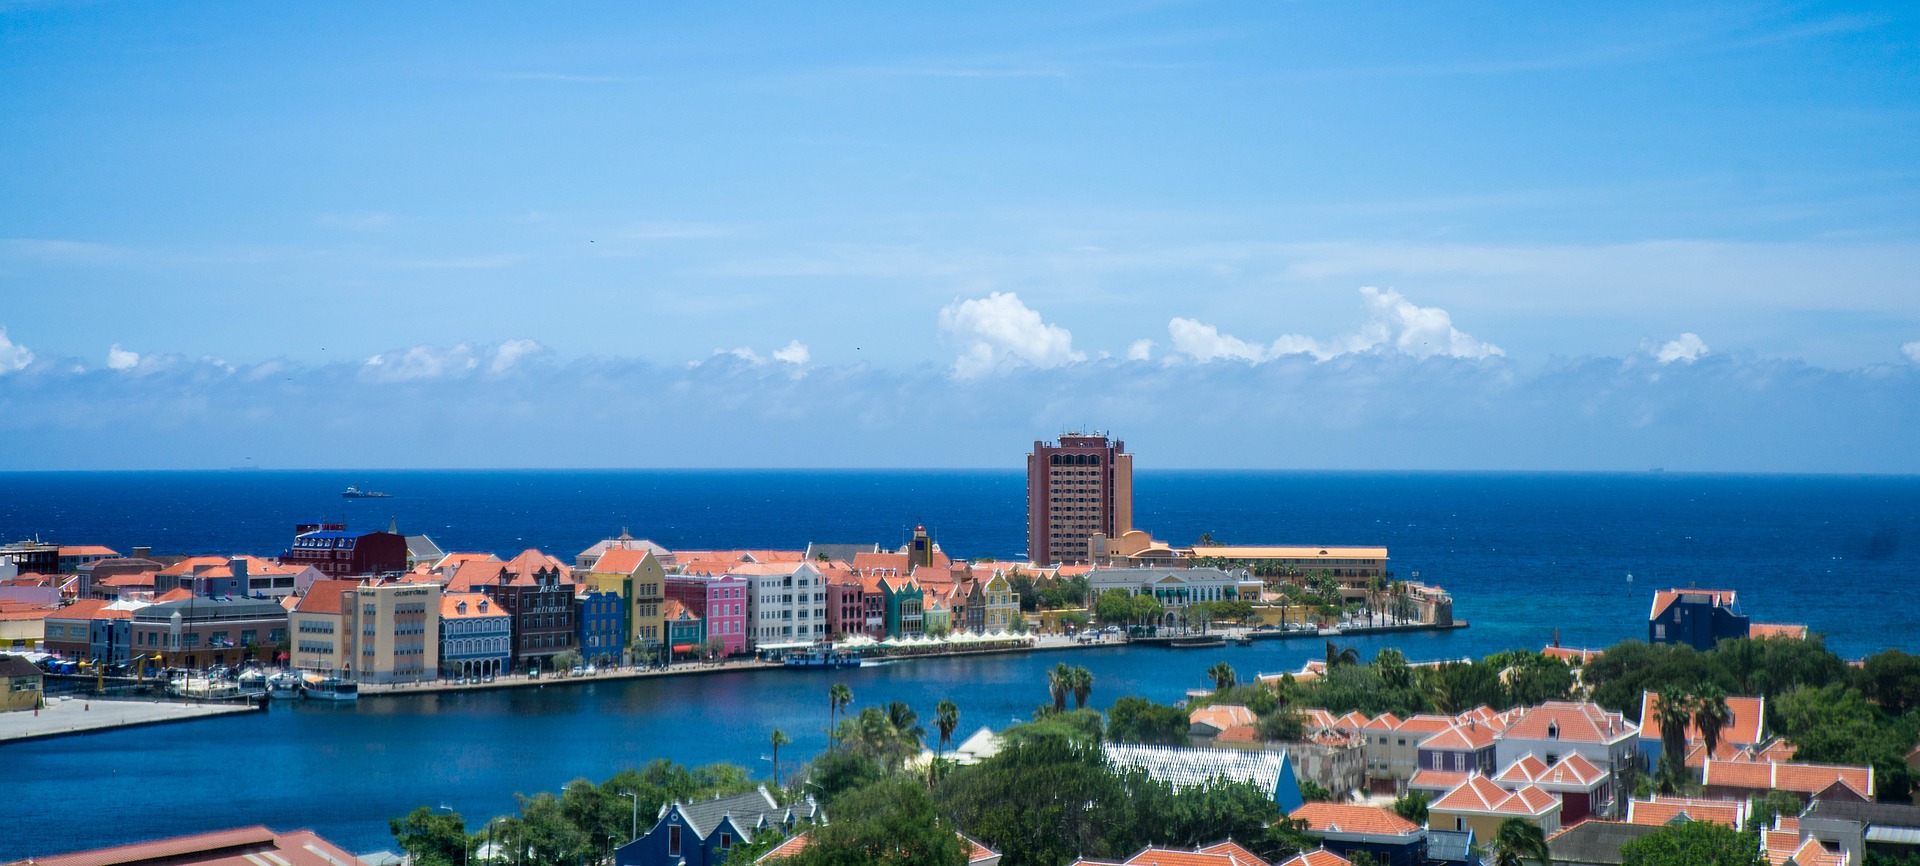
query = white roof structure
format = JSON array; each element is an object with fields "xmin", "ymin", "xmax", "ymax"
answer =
[{"xmin": 1102, "ymin": 743, "xmax": 1290, "ymax": 794}]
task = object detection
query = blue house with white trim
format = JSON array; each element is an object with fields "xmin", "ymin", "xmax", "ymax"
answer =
[{"xmin": 614, "ymin": 786, "xmax": 823, "ymax": 866}]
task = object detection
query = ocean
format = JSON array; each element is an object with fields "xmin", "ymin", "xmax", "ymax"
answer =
[{"xmin": 0, "ymin": 470, "xmax": 1917, "ymax": 856}]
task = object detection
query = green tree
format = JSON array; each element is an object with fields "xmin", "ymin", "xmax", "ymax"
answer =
[
  {"xmin": 1773, "ymin": 683, "xmax": 1916, "ymax": 801},
  {"xmin": 1692, "ymin": 683, "xmax": 1732, "ymax": 760},
  {"xmin": 1297, "ymin": 779, "xmax": 1335, "ymax": 803},
  {"xmin": 389, "ymin": 805, "xmax": 471, "ymax": 866},
  {"xmin": 1654, "ymin": 687, "xmax": 1697, "ymax": 794},
  {"xmin": 782, "ymin": 776, "xmax": 967, "ymax": 866},
  {"xmin": 935, "ymin": 699, "xmax": 959, "ymax": 757},
  {"xmin": 1487, "ymin": 818, "xmax": 1551, "ymax": 866},
  {"xmin": 552, "ymin": 649, "xmax": 584, "ymax": 673},
  {"xmin": 1131, "ymin": 594, "xmax": 1165, "ymax": 626},
  {"xmin": 808, "ymin": 747, "xmax": 885, "ymax": 807},
  {"xmin": 1391, "ymin": 790, "xmax": 1430, "ymax": 826},
  {"xmin": 1069, "ymin": 665, "xmax": 1095, "ymax": 710},
  {"xmin": 829, "ymin": 683, "xmax": 853, "ymax": 743},
  {"xmin": 1207, "ymin": 661, "xmax": 1238, "ymax": 692},
  {"xmin": 1746, "ymin": 790, "xmax": 1803, "ymax": 832},
  {"xmin": 1618, "ymin": 818, "xmax": 1766, "ymax": 866},
  {"xmin": 1858, "ymin": 650, "xmax": 1920, "ymax": 716},
  {"xmin": 1372, "ymin": 648, "xmax": 1412, "ymax": 690},
  {"xmin": 1046, "ymin": 662, "xmax": 1072, "ymax": 713},
  {"xmin": 1324, "ymin": 641, "xmax": 1360, "ymax": 668},
  {"xmin": 1095, "ymin": 589, "xmax": 1138, "ymax": 625},
  {"xmin": 1106, "ymin": 696, "xmax": 1190, "ymax": 746},
  {"xmin": 771, "ymin": 728, "xmax": 792, "ymax": 787},
  {"xmin": 1256, "ymin": 709, "xmax": 1304, "ymax": 743}
]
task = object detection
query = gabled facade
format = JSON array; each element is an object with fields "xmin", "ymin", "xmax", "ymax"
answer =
[
  {"xmin": 1289, "ymin": 803, "xmax": 1426, "ymax": 866},
  {"xmin": 282, "ymin": 523, "xmax": 408, "ymax": 578},
  {"xmin": 740, "ymin": 562, "xmax": 828, "ymax": 647},
  {"xmin": 878, "ymin": 574, "xmax": 924, "ymax": 638},
  {"xmin": 1648, "ymin": 588, "xmax": 1749, "ymax": 651},
  {"xmin": 1494, "ymin": 701, "xmax": 1638, "ymax": 818},
  {"xmin": 589, "ymin": 547, "xmax": 667, "ymax": 659},
  {"xmin": 614, "ymin": 787, "xmax": 822, "ymax": 866},
  {"xmin": 980, "ymin": 573, "xmax": 1021, "ymax": 633},
  {"xmin": 577, "ymin": 588, "xmax": 626, "ymax": 666},
  {"xmin": 475, "ymin": 550, "xmax": 577, "ymax": 673},
  {"xmin": 439, "ymin": 592, "xmax": 510, "ymax": 678}
]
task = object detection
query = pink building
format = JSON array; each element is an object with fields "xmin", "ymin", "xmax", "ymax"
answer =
[{"xmin": 666, "ymin": 573, "xmax": 748, "ymax": 656}]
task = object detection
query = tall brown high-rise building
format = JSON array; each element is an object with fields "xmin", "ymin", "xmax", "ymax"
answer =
[{"xmin": 1027, "ymin": 432, "xmax": 1133, "ymax": 565}]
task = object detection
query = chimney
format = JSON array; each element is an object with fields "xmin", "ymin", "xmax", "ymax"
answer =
[
  {"xmin": 134, "ymin": 546, "xmax": 152, "ymax": 560},
  {"xmin": 230, "ymin": 557, "xmax": 248, "ymax": 584}
]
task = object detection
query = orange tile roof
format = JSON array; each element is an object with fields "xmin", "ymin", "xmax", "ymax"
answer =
[
  {"xmin": 1638, "ymin": 692, "xmax": 1766, "ymax": 747},
  {"xmin": 1332, "ymin": 710, "xmax": 1370, "ymax": 730},
  {"xmin": 1541, "ymin": 645, "xmax": 1604, "ymax": 665},
  {"xmin": 1296, "ymin": 709, "xmax": 1338, "ymax": 729},
  {"xmin": 756, "ymin": 830, "xmax": 1000, "ymax": 865},
  {"xmin": 1762, "ymin": 829, "xmax": 1799, "ymax": 866},
  {"xmin": 1501, "ymin": 701, "xmax": 1635, "ymax": 744},
  {"xmin": 59, "ymin": 545, "xmax": 119, "ymax": 557},
  {"xmin": 445, "ymin": 559, "xmax": 507, "ymax": 592},
  {"xmin": 1216, "ymin": 725, "xmax": 1260, "ymax": 744},
  {"xmin": 1290, "ymin": 803, "xmax": 1421, "ymax": 837},
  {"xmin": 1650, "ymin": 588, "xmax": 1737, "ymax": 621},
  {"xmin": 591, "ymin": 548, "xmax": 655, "ymax": 575},
  {"xmin": 1750, "ymin": 623, "xmax": 1809, "ymax": 640},
  {"xmin": 1275, "ymin": 851, "xmax": 1351, "ymax": 866},
  {"xmin": 1196, "ymin": 842, "xmax": 1267, "ymax": 866},
  {"xmin": 1191, "ymin": 705, "xmax": 1258, "ymax": 731},
  {"xmin": 153, "ymin": 588, "xmax": 194, "ymax": 602},
  {"xmin": 294, "ymin": 579, "xmax": 361, "ymax": 616},
  {"xmin": 47, "ymin": 599, "xmax": 109, "ymax": 621},
  {"xmin": 441, "ymin": 592, "xmax": 505, "ymax": 619},
  {"xmin": 1432, "ymin": 776, "xmax": 1559, "ymax": 817},
  {"xmin": 1627, "ymin": 795, "xmax": 1747, "ymax": 828},
  {"xmin": 1396, "ymin": 714, "xmax": 1457, "ymax": 735},
  {"xmin": 1421, "ymin": 721, "xmax": 1497, "ymax": 751},
  {"xmin": 1541, "ymin": 753, "xmax": 1607, "ymax": 786},
  {"xmin": 1117, "ymin": 849, "xmax": 1253, "ymax": 866},
  {"xmin": 1409, "ymin": 770, "xmax": 1472, "ymax": 792},
  {"xmin": 1497, "ymin": 754, "xmax": 1552, "ymax": 783},
  {"xmin": 503, "ymin": 549, "xmax": 572, "ymax": 583},
  {"xmin": 1362, "ymin": 712, "xmax": 1403, "ymax": 731},
  {"xmin": 852, "ymin": 552, "xmax": 913, "ymax": 575},
  {"xmin": 1703, "ymin": 759, "xmax": 1873, "ymax": 797}
]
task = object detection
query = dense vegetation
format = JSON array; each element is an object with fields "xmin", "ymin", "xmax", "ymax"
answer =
[{"xmin": 393, "ymin": 638, "xmax": 1920, "ymax": 865}]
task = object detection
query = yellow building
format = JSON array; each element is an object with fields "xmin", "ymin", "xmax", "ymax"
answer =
[
  {"xmin": 0, "ymin": 654, "xmax": 43, "ymax": 712},
  {"xmin": 0, "ymin": 608, "xmax": 50, "ymax": 651},
  {"xmin": 341, "ymin": 581, "xmax": 440, "ymax": 684},
  {"xmin": 1429, "ymin": 776, "xmax": 1561, "ymax": 840},
  {"xmin": 981, "ymin": 573, "xmax": 1021, "ymax": 633},
  {"xmin": 590, "ymin": 548, "xmax": 666, "ymax": 657}
]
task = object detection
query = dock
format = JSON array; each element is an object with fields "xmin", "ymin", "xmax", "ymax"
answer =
[{"xmin": 0, "ymin": 696, "xmax": 262, "ymax": 745}]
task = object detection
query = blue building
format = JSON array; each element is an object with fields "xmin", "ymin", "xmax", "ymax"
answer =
[
  {"xmin": 1648, "ymin": 588, "xmax": 1749, "ymax": 651},
  {"xmin": 439, "ymin": 592, "xmax": 512, "ymax": 679},
  {"xmin": 614, "ymin": 787, "xmax": 822, "ymax": 866},
  {"xmin": 577, "ymin": 589, "xmax": 627, "ymax": 666}
]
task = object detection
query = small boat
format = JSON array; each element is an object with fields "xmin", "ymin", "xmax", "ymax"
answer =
[
  {"xmin": 267, "ymin": 673, "xmax": 303, "ymax": 700},
  {"xmin": 1232, "ymin": 635, "xmax": 1254, "ymax": 647},
  {"xmin": 1167, "ymin": 635, "xmax": 1226, "ymax": 649},
  {"xmin": 341, "ymin": 485, "xmax": 392, "ymax": 499},
  {"xmin": 301, "ymin": 674, "xmax": 360, "ymax": 702},
  {"xmin": 783, "ymin": 644, "xmax": 862, "ymax": 671}
]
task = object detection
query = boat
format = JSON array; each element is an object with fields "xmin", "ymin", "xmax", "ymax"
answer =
[
  {"xmin": 783, "ymin": 644, "xmax": 862, "ymax": 671},
  {"xmin": 168, "ymin": 676, "xmax": 255, "ymax": 700},
  {"xmin": 1232, "ymin": 635, "xmax": 1254, "ymax": 647},
  {"xmin": 1167, "ymin": 634, "xmax": 1227, "ymax": 649},
  {"xmin": 267, "ymin": 672, "xmax": 303, "ymax": 700},
  {"xmin": 341, "ymin": 485, "xmax": 392, "ymax": 499},
  {"xmin": 301, "ymin": 674, "xmax": 360, "ymax": 702}
]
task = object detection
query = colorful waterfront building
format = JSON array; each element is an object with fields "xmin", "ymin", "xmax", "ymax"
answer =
[
  {"xmin": 453, "ymin": 549, "xmax": 578, "ymax": 674},
  {"xmin": 588, "ymin": 547, "xmax": 668, "ymax": 661},
  {"xmin": 878, "ymin": 574, "xmax": 924, "ymax": 638},
  {"xmin": 281, "ymin": 522, "xmax": 408, "ymax": 578},
  {"xmin": 823, "ymin": 573, "xmax": 866, "ymax": 639},
  {"xmin": 922, "ymin": 591, "xmax": 951, "ymax": 634},
  {"xmin": 577, "ymin": 588, "xmax": 627, "ymax": 666},
  {"xmin": 1083, "ymin": 566, "xmax": 1261, "ymax": 628},
  {"xmin": 662, "ymin": 600, "xmax": 705, "ymax": 659},
  {"xmin": 341, "ymin": 580, "xmax": 439, "ymax": 684},
  {"xmin": 665, "ymin": 573, "xmax": 748, "ymax": 657},
  {"xmin": 440, "ymin": 591, "xmax": 511, "ymax": 679},
  {"xmin": 289, "ymin": 578, "xmax": 357, "ymax": 674},
  {"xmin": 979, "ymin": 571, "xmax": 1021, "ymax": 633},
  {"xmin": 130, "ymin": 596, "xmax": 288, "ymax": 670},
  {"xmin": 738, "ymin": 562, "xmax": 828, "ymax": 648},
  {"xmin": 0, "ymin": 653, "xmax": 44, "ymax": 711}
]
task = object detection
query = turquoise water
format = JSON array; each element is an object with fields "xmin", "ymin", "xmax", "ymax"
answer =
[{"xmin": 0, "ymin": 470, "xmax": 1915, "ymax": 855}]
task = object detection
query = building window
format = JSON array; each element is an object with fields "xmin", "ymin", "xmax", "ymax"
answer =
[{"xmin": 668, "ymin": 825, "xmax": 681, "ymax": 856}]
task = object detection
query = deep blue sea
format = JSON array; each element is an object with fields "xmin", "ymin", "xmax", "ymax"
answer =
[{"xmin": 0, "ymin": 470, "xmax": 1916, "ymax": 856}]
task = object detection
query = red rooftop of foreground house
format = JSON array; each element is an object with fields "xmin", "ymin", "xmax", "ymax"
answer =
[
  {"xmin": 1749, "ymin": 623, "xmax": 1810, "ymax": 639},
  {"xmin": 756, "ymin": 829, "xmax": 1001, "ymax": 866},
  {"xmin": 1626, "ymin": 795, "xmax": 1750, "ymax": 828},
  {"xmin": 13, "ymin": 825, "xmax": 357, "ymax": 866},
  {"xmin": 1289, "ymin": 803, "xmax": 1422, "ymax": 838},
  {"xmin": 1500, "ymin": 701, "xmax": 1636, "ymax": 743},
  {"xmin": 1273, "ymin": 850, "xmax": 1352, "ymax": 866},
  {"xmin": 1702, "ymin": 758, "xmax": 1875, "ymax": 800}
]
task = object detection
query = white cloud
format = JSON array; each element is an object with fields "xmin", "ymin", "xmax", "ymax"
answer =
[
  {"xmin": 1654, "ymin": 333, "xmax": 1709, "ymax": 364},
  {"xmin": 1126, "ymin": 339, "xmax": 1155, "ymax": 361},
  {"xmin": 490, "ymin": 339, "xmax": 544, "ymax": 374},
  {"xmin": 772, "ymin": 340, "xmax": 810, "ymax": 365},
  {"xmin": 1170, "ymin": 287, "xmax": 1503, "ymax": 364},
  {"xmin": 1168, "ymin": 318, "xmax": 1269, "ymax": 362},
  {"xmin": 1903, "ymin": 341, "xmax": 1920, "ymax": 364},
  {"xmin": 0, "ymin": 327, "xmax": 33, "ymax": 373},
  {"xmin": 939, "ymin": 292, "xmax": 1083, "ymax": 378},
  {"xmin": 361, "ymin": 344, "xmax": 479, "ymax": 382},
  {"xmin": 107, "ymin": 344, "xmax": 140, "ymax": 371}
]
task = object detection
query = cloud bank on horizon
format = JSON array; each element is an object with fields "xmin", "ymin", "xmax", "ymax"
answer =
[{"xmin": 2, "ymin": 295, "xmax": 1917, "ymax": 473}]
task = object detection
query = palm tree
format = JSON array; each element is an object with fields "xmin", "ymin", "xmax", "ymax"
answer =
[
  {"xmin": 769, "ymin": 728, "xmax": 791, "ymax": 787},
  {"xmin": 1069, "ymin": 665, "xmax": 1094, "ymax": 709},
  {"xmin": 1487, "ymin": 817, "xmax": 1551, "ymax": 866},
  {"xmin": 935, "ymin": 699, "xmax": 959, "ymax": 758},
  {"xmin": 1207, "ymin": 661, "xmax": 1238, "ymax": 692},
  {"xmin": 1373, "ymin": 647, "xmax": 1411, "ymax": 689},
  {"xmin": 1692, "ymin": 683, "xmax": 1732, "ymax": 762},
  {"xmin": 829, "ymin": 683, "xmax": 853, "ymax": 744},
  {"xmin": 1047, "ymin": 662, "xmax": 1071, "ymax": 714},
  {"xmin": 1653, "ymin": 687, "xmax": 1695, "ymax": 793},
  {"xmin": 887, "ymin": 701, "xmax": 926, "ymax": 750},
  {"xmin": 1368, "ymin": 575, "xmax": 1387, "ymax": 626},
  {"xmin": 1325, "ymin": 641, "xmax": 1360, "ymax": 668}
]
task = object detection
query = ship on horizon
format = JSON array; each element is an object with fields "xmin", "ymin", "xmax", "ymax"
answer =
[{"xmin": 341, "ymin": 485, "xmax": 392, "ymax": 499}]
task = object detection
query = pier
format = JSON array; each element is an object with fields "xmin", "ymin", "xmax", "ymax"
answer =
[{"xmin": 0, "ymin": 695, "xmax": 261, "ymax": 745}]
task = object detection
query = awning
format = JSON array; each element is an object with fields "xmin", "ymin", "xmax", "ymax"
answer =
[{"xmin": 672, "ymin": 644, "xmax": 694, "ymax": 653}]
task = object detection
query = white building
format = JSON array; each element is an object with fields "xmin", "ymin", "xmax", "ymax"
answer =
[
  {"xmin": 734, "ymin": 562, "xmax": 828, "ymax": 647},
  {"xmin": 1084, "ymin": 567, "xmax": 1264, "ymax": 625}
]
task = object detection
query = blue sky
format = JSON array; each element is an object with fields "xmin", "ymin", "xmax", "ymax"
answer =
[{"xmin": 1, "ymin": 1, "xmax": 1917, "ymax": 470}]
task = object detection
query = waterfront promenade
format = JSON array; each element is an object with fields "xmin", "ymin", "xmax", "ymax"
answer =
[{"xmin": 0, "ymin": 695, "xmax": 258, "ymax": 744}]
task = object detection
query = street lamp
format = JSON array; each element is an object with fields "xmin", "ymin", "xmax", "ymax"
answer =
[{"xmin": 621, "ymin": 790, "xmax": 638, "ymax": 844}]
